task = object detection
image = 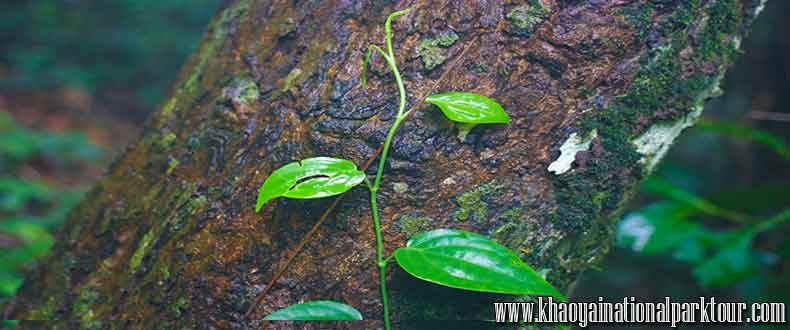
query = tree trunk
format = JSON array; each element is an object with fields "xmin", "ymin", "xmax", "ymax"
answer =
[{"xmin": 7, "ymin": 0, "xmax": 765, "ymax": 328}]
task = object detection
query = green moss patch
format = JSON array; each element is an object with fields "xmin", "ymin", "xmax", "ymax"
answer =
[
  {"xmin": 222, "ymin": 78, "xmax": 260, "ymax": 106},
  {"xmin": 129, "ymin": 228, "xmax": 157, "ymax": 273},
  {"xmin": 506, "ymin": 0, "xmax": 551, "ymax": 37},
  {"xmin": 452, "ymin": 181, "xmax": 504, "ymax": 222},
  {"xmin": 399, "ymin": 214, "xmax": 433, "ymax": 238},
  {"xmin": 417, "ymin": 31, "xmax": 459, "ymax": 70},
  {"xmin": 619, "ymin": 2, "xmax": 655, "ymax": 43},
  {"xmin": 552, "ymin": 0, "xmax": 743, "ymax": 230}
]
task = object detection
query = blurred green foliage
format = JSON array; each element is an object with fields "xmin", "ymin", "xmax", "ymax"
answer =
[
  {"xmin": 0, "ymin": 0, "xmax": 221, "ymax": 108},
  {"xmin": 0, "ymin": 0, "xmax": 221, "ymax": 305},
  {"xmin": 579, "ymin": 117, "xmax": 790, "ymax": 330},
  {"xmin": 0, "ymin": 0, "xmax": 221, "ymax": 303},
  {"xmin": 697, "ymin": 119, "xmax": 790, "ymax": 160},
  {"xmin": 618, "ymin": 175, "xmax": 790, "ymax": 289},
  {"xmin": 0, "ymin": 112, "xmax": 101, "ymax": 298},
  {"xmin": 605, "ymin": 121, "xmax": 790, "ymax": 328}
]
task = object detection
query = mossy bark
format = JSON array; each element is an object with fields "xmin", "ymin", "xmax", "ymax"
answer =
[{"xmin": 6, "ymin": 0, "xmax": 765, "ymax": 329}]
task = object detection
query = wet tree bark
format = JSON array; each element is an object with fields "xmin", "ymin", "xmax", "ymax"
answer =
[{"xmin": 7, "ymin": 0, "xmax": 766, "ymax": 329}]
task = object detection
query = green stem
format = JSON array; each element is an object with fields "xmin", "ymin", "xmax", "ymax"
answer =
[
  {"xmin": 364, "ymin": 8, "xmax": 411, "ymax": 330},
  {"xmin": 369, "ymin": 188, "xmax": 390, "ymax": 328},
  {"xmin": 755, "ymin": 209, "xmax": 790, "ymax": 233}
]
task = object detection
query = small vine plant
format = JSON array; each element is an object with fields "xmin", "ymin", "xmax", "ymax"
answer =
[{"xmin": 253, "ymin": 8, "xmax": 564, "ymax": 328}]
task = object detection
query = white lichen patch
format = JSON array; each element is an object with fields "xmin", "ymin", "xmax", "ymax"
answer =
[
  {"xmin": 633, "ymin": 104, "xmax": 704, "ymax": 172},
  {"xmin": 441, "ymin": 177, "xmax": 457, "ymax": 185},
  {"xmin": 634, "ymin": 71, "xmax": 724, "ymax": 173},
  {"xmin": 547, "ymin": 129, "xmax": 598, "ymax": 175},
  {"xmin": 754, "ymin": 0, "xmax": 768, "ymax": 18}
]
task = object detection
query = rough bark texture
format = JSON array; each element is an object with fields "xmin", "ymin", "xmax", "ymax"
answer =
[{"xmin": 7, "ymin": 0, "xmax": 765, "ymax": 328}]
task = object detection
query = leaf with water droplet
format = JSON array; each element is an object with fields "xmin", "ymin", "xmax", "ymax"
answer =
[{"xmin": 256, "ymin": 157, "xmax": 366, "ymax": 212}]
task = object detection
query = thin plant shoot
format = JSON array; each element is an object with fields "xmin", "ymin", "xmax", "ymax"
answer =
[{"xmin": 250, "ymin": 8, "xmax": 564, "ymax": 329}]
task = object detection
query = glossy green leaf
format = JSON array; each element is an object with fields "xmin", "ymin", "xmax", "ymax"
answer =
[
  {"xmin": 263, "ymin": 300, "xmax": 363, "ymax": 321},
  {"xmin": 256, "ymin": 157, "xmax": 366, "ymax": 212},
  {"xmin": 425, "ymin": 92, "xmax": 510, "ymax": 124},
  {"xmin": 393, "ymin": 229, "xmax": 565, "ymax": 299}
]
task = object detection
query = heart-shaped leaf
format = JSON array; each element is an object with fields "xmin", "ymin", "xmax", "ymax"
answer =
[
  {"xmin": 263, "ymin": 300, "xmax": 363, "ymax": 320},
  {"xmin": 393, "ymin": 229, "xmax": 565, "ymax": 299},
  {"xmin": 256, "ymin": 157, "xmax": 366, "ymax": 212},
  {"xmin": 425, "ymin": 92, "xmax": 510, "ymax": 124}
]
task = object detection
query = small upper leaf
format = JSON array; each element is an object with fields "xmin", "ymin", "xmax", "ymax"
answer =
[
  {"xmin": 425, "ymin": 92, "xmax": 510, "ymax": 124},
  {"xmin": 256, "ymin": 157, "xmax": 366, "ymax": 212},
  {"xmin": 393, "ymin": 229, "xmax": 565, "ymax": 299},
  {"xmin": 263, "ymin": 300, "xmax": 363, "ymax": 321}
]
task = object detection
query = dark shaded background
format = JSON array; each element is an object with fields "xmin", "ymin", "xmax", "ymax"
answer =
[{"xmin": 0, "ymin": 0, "xmax": 787, "ymax": 328}]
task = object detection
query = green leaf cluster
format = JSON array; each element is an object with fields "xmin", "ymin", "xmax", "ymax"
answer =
[
  {"xmin": 614, "ymin": 114, "xmax": 790, "ymax": 296},
  {"xmin": 618, "ymin": 178, "xmax": 790, "ymax": 288}
]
